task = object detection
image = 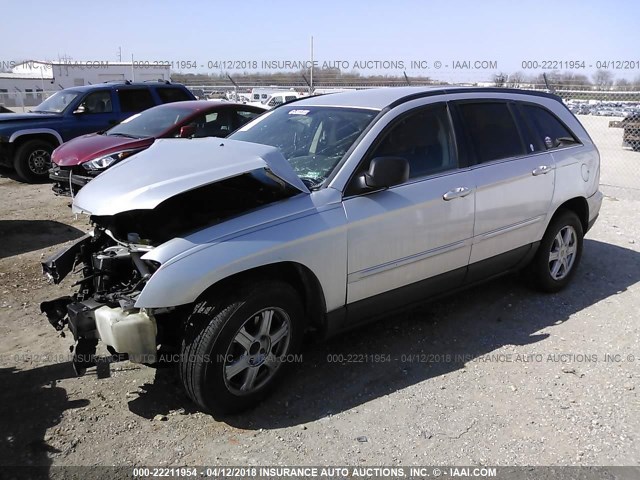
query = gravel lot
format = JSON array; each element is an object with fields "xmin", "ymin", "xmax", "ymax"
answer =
[{"xmin": 0, "ymin": 116, "xmax": 638, "ymax": 472}]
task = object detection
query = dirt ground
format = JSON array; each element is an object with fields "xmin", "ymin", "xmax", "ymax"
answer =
[{"xmin": 0, "ymin": 116, "xmax": 638, "ymax": 472}]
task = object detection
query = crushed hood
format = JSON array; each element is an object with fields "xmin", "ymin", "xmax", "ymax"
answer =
[{"xmin": 72, "ymin": 138, "xmax": 309, "ymax": 216}]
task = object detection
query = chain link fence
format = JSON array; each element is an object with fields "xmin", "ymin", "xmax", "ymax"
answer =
[
  {"xmin": 533, "ymin": 86, "xmax": 640, "ymax": 193},
  {"xmin": 0, "ymin": 89, "xmax": 55, "ymax": 111}
]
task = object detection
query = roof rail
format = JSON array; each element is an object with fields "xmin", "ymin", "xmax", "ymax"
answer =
[
  {"xmin": 101, "ymin": 79, "xmax": 132, "ymax": 85},
  {"xmin": 142, "ymin": 79, "xmax": 172, "ymax": 84}
]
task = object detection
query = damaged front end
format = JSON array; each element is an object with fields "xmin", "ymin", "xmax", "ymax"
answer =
[
  {"xmin": 41, "ymin": 226, "xmax": 161, "ymax": 373},
  {"xmin": 40, "ymin": 138, "xmax": 309, "ymax": 375}
]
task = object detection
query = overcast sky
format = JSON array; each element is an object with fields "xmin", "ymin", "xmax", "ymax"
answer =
[{"xmin": 1, "ymin": 0, "xmax": 638, "ymax": 82}]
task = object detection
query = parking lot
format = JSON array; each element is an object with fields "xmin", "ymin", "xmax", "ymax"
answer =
[{"xmin": 0, "ymin": 115, "xmax": 638, "ymax": 469}]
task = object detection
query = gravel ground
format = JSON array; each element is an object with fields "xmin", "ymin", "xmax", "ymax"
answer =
[{"xmin": 0, "ymin": 116, "xmax": 638, "ymax": 472}]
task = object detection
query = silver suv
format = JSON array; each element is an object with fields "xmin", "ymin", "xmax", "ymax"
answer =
[{"xmin": 41, "ymin": 87, "xmax": 603, "ymax": 414}]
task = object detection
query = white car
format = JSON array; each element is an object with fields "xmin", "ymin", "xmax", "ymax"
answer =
[
  {"xmin": 262, "ymin": 91, "xmax": 304, "ymax": 109},
  {"xmin": 42, "ymin": 87, "xmax": 602, "ymax": 414}
]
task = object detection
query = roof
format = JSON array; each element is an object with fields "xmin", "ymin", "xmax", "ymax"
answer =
[
  {"xmin": 0, "ymin": 72, "xmax": 53, "ymax": 80},
  {"xmin": 13, "ymin": 60, "xmax": 170, "ymax": 68},
  {"xmin": 60, "ymin": 82, "xmax": 186, "ymax": 93},
  {"xmin": 296, "ymin": 86, "xmax": 561, "ymax": 110}
]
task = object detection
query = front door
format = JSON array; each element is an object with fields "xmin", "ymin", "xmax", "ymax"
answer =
[{"xmin": 343, "ymin": 103, "xmax": 475, "ymax": 311}]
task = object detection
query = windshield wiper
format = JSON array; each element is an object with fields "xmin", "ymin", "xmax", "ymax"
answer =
[{"xmin": 106, "ymin": 133, "xmax": 143, "ymax": 139}]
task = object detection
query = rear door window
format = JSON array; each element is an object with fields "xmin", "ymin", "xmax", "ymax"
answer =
[
  {"xmin": 457, "ymin": 102, "xmax": 526, "ymax": 163},
  {"xmin": 192, "ymin": 110, "xmax": 234, "ymax": 138},
  {"xmin": 117, "ymin": 89, "xmax": 155, "ymax": 113}
]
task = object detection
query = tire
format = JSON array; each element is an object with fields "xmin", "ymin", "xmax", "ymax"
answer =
[
  {"xmin": 14, "ymin": 139, "xmax": 54, "ymax": 183},
  {"xmin": 179, "ymin": 281, "xmax": 304, "ymax": 415},
  {"xmin": 529, "ymin": 210, "xmax": 584, "ymax": 293}
]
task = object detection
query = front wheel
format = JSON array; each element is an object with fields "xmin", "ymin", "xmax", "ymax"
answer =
[
  {"xmin": 529, "ymin": 210, "xmax": 584, "ymax": 292},
  {"xmin": 179, "ymin": 281, "xmax": 304, "ymax": 414},
  {"xmin": 14, "ymin": 139, "xmax": 54, "ymax": 183}
]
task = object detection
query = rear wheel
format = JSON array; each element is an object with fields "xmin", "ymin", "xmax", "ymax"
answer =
[
  {"xmin": 14, "ymin": 139, "xmax": 54, "ymax": 183},
  {"xmin": 529, "ymin": 210, "xmax": 584, "ymax": 292},
  {"xmin": 179, "ymin": 281, "xmax": 303, "ymax": 415}
]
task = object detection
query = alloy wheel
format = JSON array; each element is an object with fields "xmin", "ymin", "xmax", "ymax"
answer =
[
  {"xmin": 223, "ymin": 307, "xmax": 291, "ymax": 395},
  {"xmin": 548, "ymin": 225, "xmax": 578, "ymax": 280}
]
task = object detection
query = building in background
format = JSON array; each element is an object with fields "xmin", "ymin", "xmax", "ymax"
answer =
[{"xmin": 0, "ymin": 60, "xmax": 171, "ymax": 107}]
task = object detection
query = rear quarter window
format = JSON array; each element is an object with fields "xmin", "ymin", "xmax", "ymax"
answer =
[
  {"xmin": 521, "ymin": 104, "xmax": 579, "ymax": 150},
  {"xmin": 156, "ymin": 87, "xmax": 193, "ymax": 104}
]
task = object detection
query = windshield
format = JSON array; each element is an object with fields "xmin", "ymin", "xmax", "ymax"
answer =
[
  {"xmin": 229, "ymin": 105, "xmax": 378, "ymax": 186},
  {"xmin": 33, "ymin": 91, "xmax": 80, "ymax": 113},
  {"xmin": 107, "ymin": 105, "xmax": 197, "ymax": 138}
]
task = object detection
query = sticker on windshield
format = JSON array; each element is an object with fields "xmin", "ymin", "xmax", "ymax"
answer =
[{"xmin": 288, "ymin": 109, "xmax": 310, "ymax": 115}]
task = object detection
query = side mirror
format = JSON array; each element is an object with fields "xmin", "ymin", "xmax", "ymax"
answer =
[
  {"xmin": 73, "ymin": 105, "xmax": 86, "ymax": 114},
  {"xmin": 179, "ymin": 125, "xmax": 197, "ymax": 138},
  {"xmin": 358, "ymin": 156, "xmax": 409, "ymax": 190}
]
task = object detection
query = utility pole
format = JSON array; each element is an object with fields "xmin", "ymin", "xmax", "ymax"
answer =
[{"xmin": 117, "ymin": 46, "xmax": 122, "ymax": 62}]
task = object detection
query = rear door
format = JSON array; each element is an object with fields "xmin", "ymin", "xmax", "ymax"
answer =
[{"xmin": 452, "ymin": 100, "xmax": 555, "ymax": 275}]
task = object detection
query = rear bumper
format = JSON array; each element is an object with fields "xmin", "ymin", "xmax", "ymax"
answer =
[{"xmin": 586, "ymin": 190, "xmax": 604, "ymax": 233}]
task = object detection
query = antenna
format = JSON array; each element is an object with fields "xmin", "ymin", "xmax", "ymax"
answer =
[
  {"xmin": 301, "ymin": 73, "xmax": 311, "ymax": 89},
  {"xmin": 309, "ymin": 36, "xmax": 314, "ymax": 94},
  {"xmin": 403, "ymin": 71, "xmax": 411, "ymax": 86},
  {"xmin": 227, "ymin": 74, "xmax": 239, "ymax": 100}
]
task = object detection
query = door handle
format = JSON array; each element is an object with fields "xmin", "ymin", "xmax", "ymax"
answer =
[
  {"xmin": 532, "ymin": 165, "xmax": 552, "ymax": 176},
  {"xmin": 443, "ymin": 186, "xmax": 472, "ymax": 201}
]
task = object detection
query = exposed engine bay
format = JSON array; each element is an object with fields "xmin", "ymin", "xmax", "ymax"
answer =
[{"xmin": 40, "ymin": 172, "xmax": 298, "ymax": 373}]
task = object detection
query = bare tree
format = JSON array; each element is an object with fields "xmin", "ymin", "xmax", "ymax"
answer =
[
  {"xmin": 615, "ymin": 78, "xmax": 631, "ymax": 91},
  {"xmin": 506, "ymin": 71, "xmax": 525, "ymax": 88},
  {"xmin": 592, "ymin": 70, "xmax": 614, "ymax": 88},
  {"xmin": 493, "ymin": 73, "xmax": 507, "ymax": 87}
]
